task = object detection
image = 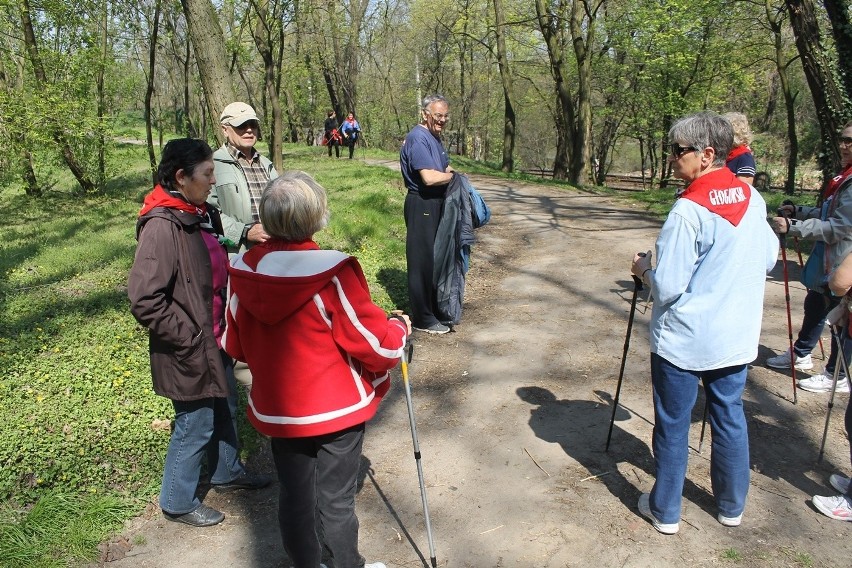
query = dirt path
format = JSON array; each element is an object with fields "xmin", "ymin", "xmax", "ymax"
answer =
[{"xmin": 98, "ymin": 169, "xmax": 852, "ymax": 568}]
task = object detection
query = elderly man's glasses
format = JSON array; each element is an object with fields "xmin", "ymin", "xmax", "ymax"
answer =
[
  {"xmin": 428, "ymin": 112, "xmax": 450, "ymax": 121},
  {"xmin": 669, "ymin": 144, "xmax": 698, "ymax": 158}
]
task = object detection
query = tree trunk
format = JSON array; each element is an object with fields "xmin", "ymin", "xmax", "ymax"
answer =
[
  {"xmin": 19, "ymin": 0, "xmax": 96, "ymax": 193},
  {"xmin": 180, "ymin": 0, "xmax": 237, "ymax": 144},
  {"xmin": 492, "ymin": 0, "xmax": 515, "ymax": 172},
  {"xmin": 534, "ymin": 0, "xmax": 574, "ymax": 181},
  {"xmin": 250, "ymin": 0, "xmax": 284, "ymax": 170},
  {"xmin": 823, "ymin": 0, "xmax": 852, "ymax": 99},
  {"xmin": 785, "ymin": 0, "xmax": 847, "ymax": 178},
  {"xmin": 96, "ymin": 1, "xmax": 109, "ymax": 188},
  {"xmin": 568, "ymin": 0, "xmax": 601, "ymax": 186},
  {"xmin": 765, "ymin": 1, "xmax": 799, "ymax": 194},
  {"xmin": 145, "ymin": 0, "xmax": 161, "ymax": 186}
]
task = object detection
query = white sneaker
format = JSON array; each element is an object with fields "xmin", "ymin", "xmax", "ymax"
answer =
[
  {"xmin": 717, "ymin": 512, "xmax": 743, "ymax": 527},
  {"xmin": 365, "ymin": 563, "xmax": 388, "ymax": 568},
  {"xmin": 637, "ymin": 493, "xmax": 679, "ymax": 534},
  {"xmin": 830, "ymin": 473, "xmax": 851, "ymax": 494},
  {"xmin": 812, "ymin": 494, "xmax": 852, "ymax": 521},
  {"xmin": 766, "ymin": 348, "xmax": 813, "ymax": 370},
  {"xmin": 797, "ymin": 372, "xmax": 850, "ymax": 393}
]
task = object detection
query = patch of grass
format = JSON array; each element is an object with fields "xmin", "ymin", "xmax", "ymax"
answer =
[
  {"xmin": 0, "ymin": 490, "xmax": 133, "ymax": 567},
  {"xmin": 792, "ymin": 551, "xmax": 814, "ymax": 567},
  {"xmin": 721, "ymin": 547, "xmax": 743, "ymax": 561}
]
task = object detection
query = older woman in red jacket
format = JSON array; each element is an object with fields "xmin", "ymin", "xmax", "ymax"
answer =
[{"xmin": 224, "ymin": 171, "xmax": 409, "ymax": 568}]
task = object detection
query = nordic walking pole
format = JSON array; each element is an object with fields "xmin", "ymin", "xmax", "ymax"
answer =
[
  {"xmin": 697, "ymin": 398, "xmax": 709, "ymax": 453},
  {"xmin": 400, "ymin": 342, "xmax": 437, "ymax": 568},
  {"xmin": 605, "ymin": 273, "xmax": 643, "ymax": 452},
  {"xmin": 818, "ymin": 326, "xmax": 850, "ymax": 462},
  {"xmin": 779, "ymin": 228, "xmax": 799, "ymax": 404}
]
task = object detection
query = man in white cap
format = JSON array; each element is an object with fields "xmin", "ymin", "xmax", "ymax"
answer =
[
  {"xmin": 210, "ymin": 103, "xmax": 280, "ymax": 403},
  {"xmin": 210, "ymin": 101, "xmax": 279, "ymax": 253}
]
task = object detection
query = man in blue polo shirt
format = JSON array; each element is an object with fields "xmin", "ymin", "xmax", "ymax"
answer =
[{"xmin": 400, "ymin": 94, "xmax": 455, "ymax": 334}]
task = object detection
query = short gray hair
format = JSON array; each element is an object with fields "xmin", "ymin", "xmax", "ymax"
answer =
[
  {"xmin": 722, "ymin": 112, "xmax": 752, "ymax": 147},
  {"xmin": 668, "ymin": 111, "xmax": 733, "ymax": 167},
  {"xmin": 259, "ymin": 171, "xmax": 329, "ymax": 241},
  {"xmin": 421, "ymin": 94, "xmax": 448, "ymax": 112}
]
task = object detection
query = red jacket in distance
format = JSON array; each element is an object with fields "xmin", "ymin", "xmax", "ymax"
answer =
[{"xmin": 223, "ymin": 239, "xmax": 407, "ymax": 438}]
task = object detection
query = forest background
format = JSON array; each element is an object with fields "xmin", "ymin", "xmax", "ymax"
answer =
[
  {"xmin": 3, "ymin": 0, "xmax": 852, "ymax": 197},
  {"xmin": 3, "ymin": 0, "xmax": 852, "ymax": 565}
]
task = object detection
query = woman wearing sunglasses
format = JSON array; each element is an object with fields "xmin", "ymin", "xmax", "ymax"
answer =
[
  {"xmin": 767, "ymin": 123, "xmax": 852, "ymax": 393},
  {"xmin": 630, "ymin": 111, "xmax": 778, "ymax": 534}
]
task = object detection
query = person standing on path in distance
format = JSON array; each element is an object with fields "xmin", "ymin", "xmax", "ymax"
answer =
[
  {"xmin": 210, "ymin": 101, "xmax": 280, "ymax": 397},
  {"xmin": 340, "ymin": 112, "xmax": 361, "ymax": 159},
  {"xmin": 400, "ymin": 94, "xmax": 455, "ymax": 334},
  {"xmin": 722, "ymin": 112, "xmax": 756, "ymax": 185},
  {"xmin": 323, "ymin": 110, "xmax": 342, "ymax": 158},
  {"xmin": 811, "ymin": 251, "xmax": 852, "ymax": 521},
  {"xmin": 128, "ymin": 139, "xmax": 271, "ymax": 528},
  {"xmin": 224, "ymin": 172, "xmax": 408, "ymax": 568},
  {"xmin": 631, "ymin": 112, "xmax": 778, "ymax": 535},
  {"xmin": 767, "ymin": 122, "xmax": 852, "ymax": 393}
]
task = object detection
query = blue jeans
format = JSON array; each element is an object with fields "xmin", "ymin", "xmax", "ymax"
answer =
[
  {"xmin": 271, "ymin": 425, "xmax": 365, "ymax": 568},
  {"xmin": 648, "ymin": 353, "xmax": 750, "ymax": 524},
  {"xmin": 160, "ymin": 353, "xmax": 244, "ymax": 514}
]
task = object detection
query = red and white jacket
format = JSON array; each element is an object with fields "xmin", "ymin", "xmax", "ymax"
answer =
[{"xmin": 223, "ymin": 239, "xmax": 407, "ymax": 438}]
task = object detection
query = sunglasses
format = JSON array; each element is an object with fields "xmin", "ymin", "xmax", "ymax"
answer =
[
  {"xmin": 232, "ymin": 121, "xmax": 260, "ymax": 131},
  {"xmin": 839, "ymin": 136, "xmax": 852, "ymax": 146},
  {"xmin": 670, "ymin": 144, "xmax": 698, "ymax": 158}
]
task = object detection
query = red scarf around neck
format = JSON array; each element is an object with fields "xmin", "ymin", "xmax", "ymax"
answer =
[
  {"xmin": 823, "ymin": 164, "xmax": 852, "ymax": 201},
  {"xmin": 139, "ymin": 184, "xmax": 207, "ymax": 217},
  {"xmin": 680, "ymin": 168, "xmax": 751, "ymax": 226},
  {"xmin": 726, "ymin": 145, "xmax": 752, "ymax": 163}
]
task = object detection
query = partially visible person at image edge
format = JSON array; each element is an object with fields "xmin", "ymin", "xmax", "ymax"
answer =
[
  {"xmin": 223, "ymin": 171, "xmax": 408, "ymax": 568},
  {"xmin": 722, "ymin": 112, "xmax": 756, "ymax": 185},
  {"xmin": 210, "ymin": 101, "xmax": 279, "ymax": 255},
  {"xmin": 400, "ymin": 94, "xmax": 455, "ymax": 335},
  {"xmin": 128, "ymin": 138, "xmax": 270, "ymax": 529},
  {"xmin": 810, "ymin": 251, "xmax": 852, "ymax": 521},
  {"xmin": 767, "ymin": 121, "xmax": 852, "ymax": 393},
  {"xmin": 631, "ymin": 111, "xmax": 778, "ymax": 535}
]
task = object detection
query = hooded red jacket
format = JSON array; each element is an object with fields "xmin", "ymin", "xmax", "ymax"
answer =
[{"xmin": 223, "ymin": 239, "xmax": 407, "ymax": 438}]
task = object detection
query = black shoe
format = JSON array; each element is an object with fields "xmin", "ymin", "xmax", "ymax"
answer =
[
  {"xmin": 212, "ymin": 472, "xmax": 273, "ymax": 492},
  {"xmin": 412, "ymin": 322, "xmax": 451, "ymax": 335},
  {"xmin": 163, "ymin": 504, "xmax": 224, "ymax": 527}
]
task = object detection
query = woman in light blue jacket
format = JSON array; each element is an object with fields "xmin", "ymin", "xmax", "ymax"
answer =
[{"xmin": 630, "ymin": 111, "xmax": 778, "ymax": 535}]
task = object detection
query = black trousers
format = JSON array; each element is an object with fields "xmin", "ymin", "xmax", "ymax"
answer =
[
  {"xmin": 271, "ymin": 424, "xmax": 365, "ymax": 568},
  {"xmin": 405, "ymin": 190, "xmax": 445, "ymax": 328}
]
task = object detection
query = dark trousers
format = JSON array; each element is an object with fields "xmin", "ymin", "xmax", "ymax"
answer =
[
  {"xmin": 404, "ymin": 190, "xmax": 444, "ymax": 328},
  {"xmin": 327, "ymin": 141, "xmax": 339, "ymax": 158},
  {"xmin": 793, "ymin": 289, "xmax": 851, "ymax": 376},
  {"xmin": 346, "ymin": 140, "xmax": 356, "ymax": 159},
  {"xmin": 271, "ymin": 425, "xmax": 365, "ymax": 568}
]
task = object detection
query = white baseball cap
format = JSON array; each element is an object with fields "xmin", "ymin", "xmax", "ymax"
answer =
[{"xmin": 220, "ymin": 102, "xmax": 259, "ymax": 126}]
